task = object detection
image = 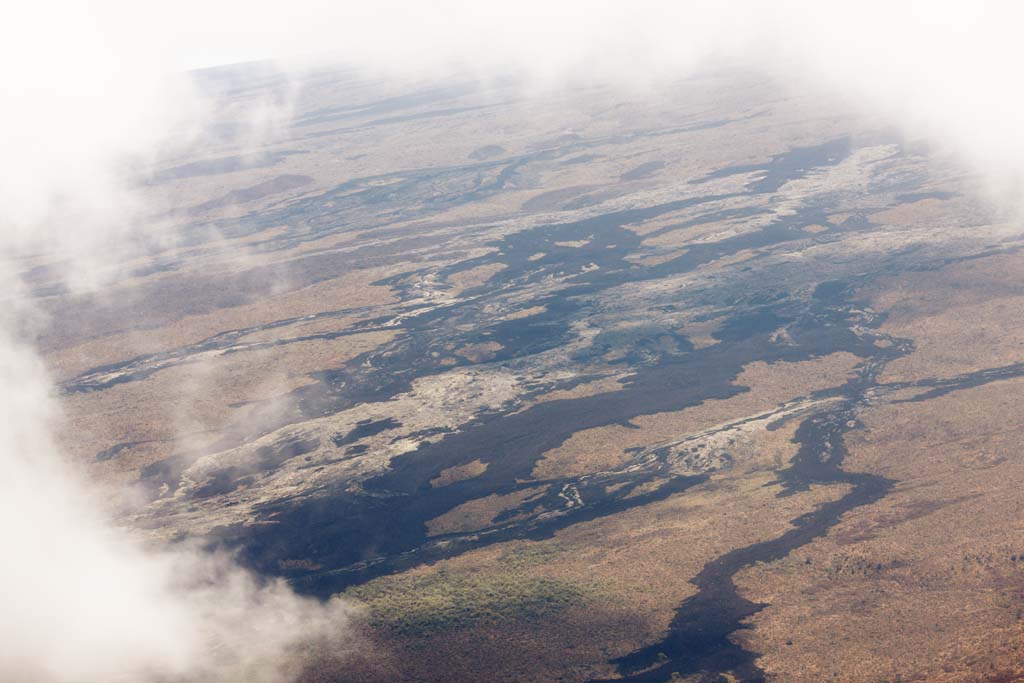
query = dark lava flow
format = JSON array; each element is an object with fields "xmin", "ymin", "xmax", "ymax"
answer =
[
  {"xmin": 61, "ymin": 137, "xmax": 852, "ymax": 395},
  {"xmin": 592, "ymin": 303, "xmax": 912, "ymax": 682},
  {"xmin": 67, "ymin": 131, "xmax": 1009, "ymax": 681},
  {"xmin": 84, "ymin": 138, "xmax": 865, "ymax": 494},
  {"xmin": 588, "ymin": 299, "xmax": 1024, "ymax": 680},
  {"xmin": 207, "ymin": 140, "xmax": 878, "ymax": 591}
]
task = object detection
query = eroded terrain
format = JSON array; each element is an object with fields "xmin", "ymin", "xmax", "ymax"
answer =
[{"xmin": 37, "ymin": 65, "xmax": 1024, "ymax": 682}]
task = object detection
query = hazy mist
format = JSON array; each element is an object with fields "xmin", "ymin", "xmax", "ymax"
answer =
[{"xmin": 1, "ymin": 1, "xmax": 1020, "ymax": 681}]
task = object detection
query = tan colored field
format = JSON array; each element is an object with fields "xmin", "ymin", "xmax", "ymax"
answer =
[
  {"xmin": 58, "ymin": 329, "xmax": 397, "ymax": 487},
  {"xmin": 430, "ymin": 459, "xmax": 489, "ymax": 487},
  {"xmin": 35, "ymin": 65, "xmax": 1024, "ymax": 683},
  {"xmin": 735, "ymin": 376, "xmax": 1024, "ymax": 682},
  {"xmin": 869, "ymin": 250, "xmax": 1024, "ymax": 383},
  {"xmin": 532, "ymin": 352, "xmax": 859, "ymax": 480},
  {"xmin": 448, "ymin": 262, "xmax": 506, "ymax": 293},
  {"xmin": 352, "ymin": 431, "xmax": 849, "ymax": 682},
  {"xmin": 46, "ymin": 266, "xmax": 400, "ymax": 379}
]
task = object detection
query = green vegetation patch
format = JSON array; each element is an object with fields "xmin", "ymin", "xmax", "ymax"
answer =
[
  {"xmin": 344, "ymin": 565, "xmax": 592, "ymax": 635},
  {"xmin": 496, "ymin": 541, "xmax": 565, "ymax": 568}
]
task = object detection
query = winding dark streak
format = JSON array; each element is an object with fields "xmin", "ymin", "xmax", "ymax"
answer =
[
  {"xmin": 590, "ymin": 327, "xmax": 1024, "ymax": 682},
  {"xmin": 65, "ymin": 136, "xmax": 855, "ymax": 399},
  {"xmin": 595, "ymin": 336, "xmax": 911, "ymax": 682},
  {"xmin": 213, "ymin": 268, "xmax": 886, "ymax": 599},
  {"xmin": 149, "ymin": 138, "xmax": 873, "ymax": 570},
  {"xmin": 102, "ymin": 131, "xmax": 989, "ymax": 679}
]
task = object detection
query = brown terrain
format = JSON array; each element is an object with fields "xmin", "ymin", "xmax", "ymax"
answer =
[{"xmin": 31, "ymin": 63, "xmax": 1024, "ymax": 682}]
